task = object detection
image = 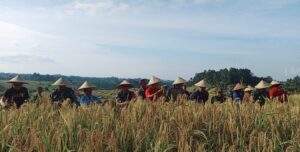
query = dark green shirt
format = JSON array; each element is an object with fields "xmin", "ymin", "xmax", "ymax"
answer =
[
  {"xmin": 211, "ymin": 95, "xmax": 226, "ymax": 104},
  {"xmin": 50, "ymin": 87, "xmax": 78, "ymax": 105},
  {"xmin": 190, "ymin": 90, "xmax": 209, "ymax": 103},
  {"xmin": 252, "ymin": 89, "xmax": 269, "ymax": 106},
  {"xmin": 4, "ymin": 87, "xmax": 29, "ymax": 108},
  {"xmin": 167, "ymin": 87, "xmax": 187, "ymax": 102}
]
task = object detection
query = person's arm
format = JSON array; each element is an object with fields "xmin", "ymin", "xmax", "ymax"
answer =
[
  {"xmin": 3, "ymin": 89, "xmax": 11, "ymax": 100},
  {"xmin": 204, "ymin": 91, "xmax": 209, "ymax": 102},
  {"xmin": 148, "ymin": 89, "xmax": 163, "ymax": 99},
  {"xmin": 131, "ymin": 92, "xmax": 137, "ymax": 102},
  {"xmin": 269, "ymin": 88, "xmax": 275, "ymax": 100},
  {"xmin": 211, "ymin": 96, "xmax": 215, "ymax": 104}
]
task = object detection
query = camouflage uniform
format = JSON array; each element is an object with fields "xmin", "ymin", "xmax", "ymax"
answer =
[
  {"xmin": 167, "ymin": 87, "xmax": 188, "ymax": 102},
  {"xmin": 190, "ymin": 90, "xmax": 209, "ymax": 104},
  {"xmin": 116, "ymin": 90, "xmax": 135, "ymax": 103},
  {"xmin": 252, "ymin": 89, "xmax": 269, "ymax": 106},
  {"xmin": 211, "ymin": 95, "xmax": 226, "ymax": 104},
  {"xmin": 3, "ymin": 87, "xmax": 29, "ymax": 108},
  {"xmin": 50, "ymin": 87, "xmax": 78, "ymax": 105}
]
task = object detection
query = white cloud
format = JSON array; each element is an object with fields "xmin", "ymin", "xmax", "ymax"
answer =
[{"xmin": 61, "ymin": 0, "xmax": 130, "ymax": 16}]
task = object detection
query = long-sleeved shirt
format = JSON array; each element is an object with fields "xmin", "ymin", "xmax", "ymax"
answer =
[
  {"xmin": 79, "ymin": 95, "xmax": 101, "ymax": 105},
  {"xmin": 4, "ymin": 87, "xmax": 29, "ymax": 108},
  {"xmin": 116, "ymin": 90, "xmax": 136, "ymax": 103},
  {"xmin": 190, "ymin": 90, "xmax": 209, "ymax": 103}
]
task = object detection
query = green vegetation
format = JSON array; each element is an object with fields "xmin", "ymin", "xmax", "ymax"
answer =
[{"xmin": 0, "ymin": 96, "xmax": 300, "ymax": 151}]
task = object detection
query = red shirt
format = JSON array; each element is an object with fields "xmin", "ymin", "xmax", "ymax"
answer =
[
  {"xmin": 146, "ymin": 87, "xmax": 162, "ymax": 101},
  {"xmin": 269, "ymin": 86, "xmax": 286, "ymax": 98}
]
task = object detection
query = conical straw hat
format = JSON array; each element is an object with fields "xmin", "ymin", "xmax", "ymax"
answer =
[
  {"xmin": 270, "ymin": 80, "xmax": 281, "ymax": 86},
  {"xmin": 7, "ymin": 75, "xmax": 28, "ymax": 84},
  {"xmin": 195, "ymin": 80, "xmax": 207, "ymax": 88},
  {"xmin": 244, "ymin": 85, "xmax": 254, "ymax": 92},
  {"xmin": 117, "ymin": 80, "xmax": 134, "ymax": 89},
  {"xmin": 255, "ymin": 80, "xmax": 270, "ymax": 89},
  {"xmin": 233, "ymin": 83, "xmax": 245, "ymax": 91},
  {"xmin": 52, "ymin": 77, "xmax": 69, "ymax": 86},
  {"xmin": 147, "ymin": 76, "xmax": 160, "ymax": 86},
  {"xmin": 173, "ymin": 77, "xmax": 187, "ymax": 85},
  {"xmin": 78, "ymin": 81, "xmax": 96, "ymax": 90}
]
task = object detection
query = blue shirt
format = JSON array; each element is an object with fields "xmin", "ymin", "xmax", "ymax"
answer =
[
  {"xmin": 79, "ymin": 95, "xmax": 101, "ymax": 105},
  {"xmin": 232, "ymin": 91, "xmax": 244, "ymax": 102}
]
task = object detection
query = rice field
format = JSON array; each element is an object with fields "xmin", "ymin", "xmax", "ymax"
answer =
[{"xmin": 0, "ymin": 95, "xmax": 300, "ymax": 152}]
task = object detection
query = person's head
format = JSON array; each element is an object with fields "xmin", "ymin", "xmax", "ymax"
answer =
[
  {"xmin": 234, "ymin": 89, "xmax": 243, "ymax": 93},
  {"xmin": 255, "ymin": 80, "xmax": 270, "ymax": 92},
  {"xmin": 140, "ymin": 79, "xmax": 147, "ymax": 88},
  {"xmin": 83, "ymin": 88, "xmax": 93, "ymax": 96},
  {"xmin": 174, "ymin": 83, "xmax": 184, "ymax": 88},
  {"xmin": 260, "ymin": 88, "xmax": 267, "ymax": 92},
  {"xmin": 117, "ymin": 80, "xmax": 134, "ymax": 92},
  {"xmin": 37, "ymin": 87, "xmax": 44, "ymax": 94},
  {"xmin": 217, "ymin": 90, "xmax": 223, "ymax": 97},
  {"xmin": 119, "ymin": 86, "xmax": 131, "ymax": 92},
  {"xmin": 58, "ymin": 85, "xmax": 66, "ymax": 90},
  {"xmin": 198, "ymin": 87, "xmax": 206, "ymax": 91},
  {"xmin": 52, "ymin": 77, "xmax": 69, "ymax": 89},
  {"xmin": 12, "ymin": 82, "xmax": 23, "ymax": 90},
  {"xmin": 149, "ymin": 83, "xmax": 160, "ymax": 89},
  {"xmin": 7, "ymin": 75, "xmax": 27, "ymax": 90},
  {"xmin": 195, "ymin": 80, "xmax": 207, "ymax": 91}
]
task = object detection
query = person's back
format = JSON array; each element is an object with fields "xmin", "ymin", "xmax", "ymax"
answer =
[
  {"xmin": 269, "ymin": 86, "xmax": 288, "ymax": 102},
  {"xmin": 232, "ymin": 91, "xmax": 244, "ymax": 102}
]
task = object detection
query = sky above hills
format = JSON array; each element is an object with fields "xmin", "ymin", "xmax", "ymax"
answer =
[{"xmin": 0, "ymin": 0, "xmax": 299, "ymax": 80}]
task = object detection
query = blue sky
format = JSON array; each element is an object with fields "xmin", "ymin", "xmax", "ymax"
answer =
[{"xmin": 0, "ymin": 0, "xmax": 299, "ymax": 81}]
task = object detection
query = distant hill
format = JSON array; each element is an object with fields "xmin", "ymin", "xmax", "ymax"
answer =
[{"xmin": 190, "ymin": 68, "xmax": 272, "ymax": 89}]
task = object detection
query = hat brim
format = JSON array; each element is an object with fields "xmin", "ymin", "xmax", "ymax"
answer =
[
  {"xmin": 147, "ymin": 82, "xmax": 159, "ymax": 86},
  {"xmin": 7, "ymin": 81, "xmax": 28, "ymax": 84},
  {"xmin": 117, "ymin": 84, "xmax": 134, "ymax": 89},
  {"xmin": 78, "ymin": 86, "xmax": 96, "ymax": 90}
]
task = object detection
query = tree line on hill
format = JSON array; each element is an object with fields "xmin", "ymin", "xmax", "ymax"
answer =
[{"xmin": 0, "ymin": 68, "xmax": 299, "ymax": 93}]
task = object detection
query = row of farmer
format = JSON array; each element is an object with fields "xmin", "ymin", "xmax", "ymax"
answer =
[{"xmin": 0, "ymin": 75, "xmax": 288, "ymax": 108}]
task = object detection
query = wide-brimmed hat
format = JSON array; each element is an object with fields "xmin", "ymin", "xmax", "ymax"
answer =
[
  {"xmin": 147, "ymin": 76, "xmax": 160, "ymax": 86},
  {"xmin": 52, "ymin": 77, "xmax": 69, "ymax": 86},
  {"xmin": 195, "ymin": 80, "xmax": 207, "ymax": 88},
  {"xmin": 78, "ymin": 81, "xmax": 96, "ymax": 90},
  {"xmin": 7, "ymin": 75, "xmax": 28, "ymax": 84},
  {"xmin": 233, "ymin": 83, "xmax": 245, "ymax": 91},
  {"xmin": 244, "ymin": 85, "xmax": 254, "ymax": 92},
  {"xmin": 173, "ymin": 77, "xmax": 187, "ymax": 85},
  {"xmin": 117, "ymin": 80, "xmax": 134, "ymax": 89},
  {"xmin": 270, "ymin": 80, "xmax": 281, "ymax": 86},
  {"xmin": 255, "ymin": 80, "xmax": 270, "ymax": 89}
]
